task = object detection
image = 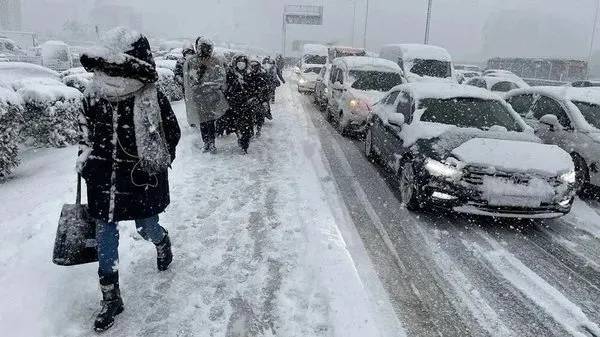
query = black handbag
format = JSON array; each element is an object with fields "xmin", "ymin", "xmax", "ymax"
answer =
[{"xmin": 52, "ymin": 174, "xmax": 98, "ymax": 266}]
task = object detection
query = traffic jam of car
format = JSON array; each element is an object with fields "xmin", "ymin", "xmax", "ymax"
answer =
[{"xmin": 292, "ymin": 43, "xmax": 599, "ymax": 220}]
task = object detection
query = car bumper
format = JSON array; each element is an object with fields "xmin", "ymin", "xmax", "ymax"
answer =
[
  {"xmin": 423, "ymin": 179, "xmax": 574, "ymax": 219},
  {"xmin": 342, "ymin": 113, "xmax": 369, "ymax": 132}
]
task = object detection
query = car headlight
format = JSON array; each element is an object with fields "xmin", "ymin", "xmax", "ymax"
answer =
[
  {"xmin": 299, "ymin": 78, "xmax": 306, "ymax": 84},
  {"xmin": 425, "ymin": 158, "xmax": 463, "ymax": 179},
  {"xmin": 324, "ymin": 88, "xmax": 329, "ymax": 94},
  {"xmin": 559, "ymin": 170, "xmax": 576, "ymax": 184},
  {"xmin": 349, "ymin": 99, "xmax": 359, "ymax": 107}
]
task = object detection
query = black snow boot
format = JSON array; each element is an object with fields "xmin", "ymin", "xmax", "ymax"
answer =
[
  {"xmin": 94, "ymin": 273, "xmax": 124, "ymax": 333},
  {"xmin": 156, "ymin": 230, "xmax": 173, "ymax": 271}
]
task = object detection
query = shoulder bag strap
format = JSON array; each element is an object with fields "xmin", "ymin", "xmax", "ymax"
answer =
[{"xmin": 76, "ymin": 174, "xmax": 82, "ymax": 205}]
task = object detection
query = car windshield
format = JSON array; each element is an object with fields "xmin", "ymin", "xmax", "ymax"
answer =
[
  {"xmin": 348, "ymin": 70, "xmax": 403, "ymax": 91},
  {"xmin": 303, "ymin": 67, "xmax": 322, "ymax": 74},
  {"xmin": 573, "ymin": 101, "xmax": 600, "ymax": 128},
  {"xmin": 410, "ymin": 59, "xmax": 452, "ymax": 78},
  {"xmin": 304, "ymin": 55, "xmax": 327, "ymax": 65},
  {"xmin": 419, "ymin": 97, "xmax": 523, "ymax": 131}
]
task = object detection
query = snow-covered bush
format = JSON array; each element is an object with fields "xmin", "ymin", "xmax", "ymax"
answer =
[
  {"xmin": 18, "ymin": 84, "xmax": 82, "ymax": 147},
  {"xmin": 62, "ymin": 72, "xmax": 93, "ymax": 93},
  {"xmin": 157, "ymin": 67, "xmax": 183, "ymax": 101},
  {"xmin": 155, "ymin": 59, "xmax": 177, "ymax": 71},
  {"xmin": 0, "ymin": 87, "xmax": 24, "ymax": 177}
]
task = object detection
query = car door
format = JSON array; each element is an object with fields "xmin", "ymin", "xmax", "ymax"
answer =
[
  {"xmin": 371, "ymin": 90, "xmax": 400, "ymax": 156},
  {"xmin": 315, "ymin": 66, "xmax": 326, "ymax": 97},
  {"xmin": 383, "ymin": 92, "xmax": 413, "ymax": 170},
  {"xmin": 326, "ymin": 66, "xmax": 337, "ymax": 110},
  {"xmin": 529, "ymin": 95, "xmax": 579, "ymax": 152}
]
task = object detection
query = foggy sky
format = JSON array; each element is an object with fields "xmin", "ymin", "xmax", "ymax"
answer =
[{"xmin": 21, "ymin": 0, "xmax": 600, "ymax": 62}]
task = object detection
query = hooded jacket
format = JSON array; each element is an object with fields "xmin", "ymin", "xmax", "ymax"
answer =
[{"xmin": 79, "ymin": 29, "xmax": 181, "ymax": 222}]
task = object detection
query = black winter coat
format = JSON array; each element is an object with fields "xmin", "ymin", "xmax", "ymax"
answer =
[{"xmin": 79, "ymin": 90, "xmax": 181, "ymax": 222}]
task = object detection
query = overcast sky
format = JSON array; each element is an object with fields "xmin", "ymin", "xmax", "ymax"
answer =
[{"xmin": 22, "ymin": 0, "xmax": 600, "ymax": 61}]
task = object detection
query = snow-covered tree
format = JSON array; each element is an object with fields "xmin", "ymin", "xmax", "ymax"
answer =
[{"xmin": 0, "ymin": 88, "xmax": 24, "ymax": 177}]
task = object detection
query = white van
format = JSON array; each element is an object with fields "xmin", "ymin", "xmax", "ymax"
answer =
[
  {"xmin": 302, "ymin": 44, "xmax": 328, "ymax": 67},
  {"xmin": 327, "ymin": 56, "xmax": 404, "ymax": 135},
  {"xmin": 379, "ymin": 44, "xmax": 454, "ymax": 83}
]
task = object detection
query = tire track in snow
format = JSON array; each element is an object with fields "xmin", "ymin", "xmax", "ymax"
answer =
[{"xmin": 473, "ymin": 231, "xmax": 600, "ymax": 337}]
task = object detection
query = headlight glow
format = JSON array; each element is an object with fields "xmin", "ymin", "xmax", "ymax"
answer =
[
  {"xmin": 559, "ymin": 170, "xmax": 576, "ymax": 184},
  {"xmin": 299, "ymin": 78, "xmax": 306, "ymax": 84},
  {"xmin": 349, "ymin": 99, "xmax": 359, "ymax": 107},
  {"xmin": 425, "ymin": 158, "xmax": 463, "ymax": 179}
]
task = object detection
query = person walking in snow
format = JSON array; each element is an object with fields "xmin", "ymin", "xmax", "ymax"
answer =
[
  {"xmin": 78, "ymin": 27, "xmax": 181, "ymax": 333},
  {"xmin": 174, "ymin": 44, "xmax": 195, "ymax": 92},
  {"xmin": 225, "ymin": 55, "xmax": 254, "ymax": 153},
  {"xmin": 183, "ymin": 37, "xmax": 228, "ymax": 153},
  {"xmin": 275, "ymin": 54, "xmax": 286, "ymax": 84},
  {"xmin": 248, "ymin": 60, "xmax": 272, "ymax": 137},
  {"xmin": 263, "ymin": 56, "xmax": 279, "ymax": 107}
]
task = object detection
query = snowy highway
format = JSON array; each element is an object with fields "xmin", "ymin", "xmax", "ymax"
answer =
[
  {"xmin": 3, "ymin": 78, "xmax": 600, "ymax": 336},
  {"xmin": 292, "ymin": 79, "xmax": 600, "ymax": 337}
]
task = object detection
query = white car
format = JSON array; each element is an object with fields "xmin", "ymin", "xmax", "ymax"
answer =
[
  {"xmin": 465, "ymin": 76, "xmax": 529, "ymax": 93},
  {"xmin": 379, "ymin": 44, "xmax": 455, "ymax": 83},
  {"xmin": 505, "ymin": 87, "xmax": 600, "ymax": 194},
  {"xmin": 297, "ymin": 64, "xmax": 324, "ymax": 94},
  {"xmin": 327, "ymin": 56, "xmax": 404, "ymax": 135}
]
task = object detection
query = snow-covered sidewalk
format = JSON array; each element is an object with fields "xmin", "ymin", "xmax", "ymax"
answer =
[{"xmin": 0, "ymin": 84, "xmax": 401, "ymax": 336}]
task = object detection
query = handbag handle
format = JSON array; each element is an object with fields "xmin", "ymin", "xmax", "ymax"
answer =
[{"xmin": 76, "ymin": 174, "xmax": 82, "ymax": 205}]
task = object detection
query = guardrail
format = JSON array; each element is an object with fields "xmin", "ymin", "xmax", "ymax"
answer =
[{"xmin": 523, "ymin": 78, "xmax": 568, "ymax": 87}]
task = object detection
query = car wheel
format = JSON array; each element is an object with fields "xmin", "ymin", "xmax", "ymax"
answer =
[
  {"xmin": 365, "ymin": 127, "xmax": 378, "ymax": 161},
  {"xmin": 573, "ymin": 154, "xmax": 592, "ymax": 197},
  {"xmin": 399, "ymin": 161, "xmax": 423, "ymax": 211}
]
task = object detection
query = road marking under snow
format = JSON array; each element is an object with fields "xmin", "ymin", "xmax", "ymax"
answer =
[{"xmin": 475, "ymin": 231, "xmax": 600, "ymax": 337}]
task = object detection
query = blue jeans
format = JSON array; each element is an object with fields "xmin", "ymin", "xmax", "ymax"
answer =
[{"xmin": 96, "ymin": 215, "xmax": 166, "ymax": 277}]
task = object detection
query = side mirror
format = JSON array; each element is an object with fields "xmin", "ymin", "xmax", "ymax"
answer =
[
  {"xmin": 539, "ymin": 114, "xmax": 563, "ymax": 131},
  {"xmin": 388, "ymin": 113, "xmax": 405, "ymax": 127}
]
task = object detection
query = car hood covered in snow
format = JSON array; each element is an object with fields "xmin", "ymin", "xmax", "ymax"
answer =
[
  {"xmin": 451, "ymin": 138, "xmax": 573, "ymax": 176},
  {"xmin": 402, "ymin": 123, "xmax": 572, "ymax": 175}
]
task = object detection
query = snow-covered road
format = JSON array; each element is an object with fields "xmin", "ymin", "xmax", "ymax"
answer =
[
  {"xmin": 0, "ymin": 84, "xmax": 403, "ymax": 336},
  {"xmin": 4, "ymin": 78, "xmax": 600, "ymax": 337},
  {"xmin": 295, "ymin": 84, "xmax": 600, "ymax": 337}
]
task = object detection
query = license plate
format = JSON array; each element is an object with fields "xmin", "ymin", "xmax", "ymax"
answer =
[{"xmin": 488, "ymin": 196, "xmax": 541, "ymax": 208}]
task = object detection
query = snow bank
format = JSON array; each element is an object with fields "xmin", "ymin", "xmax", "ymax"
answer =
[
  {"xmin": 0, "ymin": 62, "xmax": 59, "ymax": 83},
  {"xmin": 60, "ymin": 67, "xmax": 87, "ymax": 77},
  {"xmin": 18, "ymin": 84, "xmax": 82, "ymax": 147},
  {"xmin": 155, "ymin": 59, "xmax": 177, "ymax": 71},
  {"xmin": 0, "ymin": 87, "xmax": 24, "ymax": 176},
  {"xmin": 62, "ymin": 72, "xmax": 93, "ymax": 93},
  {"xmin": 452, "ymin": 138, "xmax": 573, "ymax": 176},
  {"xmin": 157, "ymin": 67, "xmax": 183, "ymax": 101},
  {"xmin": 11, "ymin": 77, "xmax": 65, "ymax": 91}
]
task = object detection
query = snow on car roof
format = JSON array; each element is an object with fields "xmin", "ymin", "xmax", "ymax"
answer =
[
  {"xmin": 510, "ymin": 86, "xmax": 600, "ymax": 105},
  {"xmin": 333, "ymin": 56, "xmax": 401, "ymax": 72},
  {"xmin": 393, "ymin": 82, "xmax": 502, "ymax": 101},
  {"xmin": 0, "ymin": 62, "xmax": 60, "ymax": 83},
  {"xmin": 381, "ymin": 44, "xmax": 451, "ymax": 61},
  {"xmin": 303, "ymin": 44, "xmax": 328, "ymax": 55}
]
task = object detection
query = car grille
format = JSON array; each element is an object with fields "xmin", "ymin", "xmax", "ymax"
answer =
[{"xmin": 463, "ymin": 167, "xmax": 532, "ymax": 186}]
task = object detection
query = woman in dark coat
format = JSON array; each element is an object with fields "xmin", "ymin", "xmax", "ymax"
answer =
[
  {"xmin": 224, "ymin": 55, "xmax": 255, "ymax": 153},
  {"xmin": 77, "ymin": 27, "xmax": 181, "ymax": 332}
]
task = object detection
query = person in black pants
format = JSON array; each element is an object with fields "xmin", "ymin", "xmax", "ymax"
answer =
[{"xmin": 225, "ymin": 55, "xmax": 254, "ymax": 153}]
